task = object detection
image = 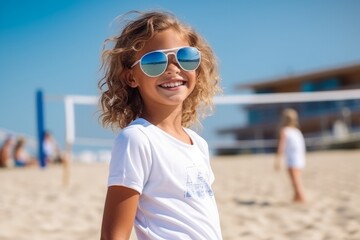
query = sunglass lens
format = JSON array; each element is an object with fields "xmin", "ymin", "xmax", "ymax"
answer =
[
  {"xmin": 177, "ymin": 47, "xmax": 201, "ymax": 71},
  {"xmin": 141, "ymin": 51, "xmax": 167, "ymax": 77}
]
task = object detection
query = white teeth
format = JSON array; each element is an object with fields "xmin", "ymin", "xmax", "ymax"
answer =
[{"xmin": 161, "ymin": 81, "xmax": 184, "ymax": 88}]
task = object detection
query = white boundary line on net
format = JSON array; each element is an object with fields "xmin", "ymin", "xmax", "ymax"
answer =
[
  {"xmin": 214, "ymin": 88, "xmax": 360, "ymax": 105},
  {"xmin": 212, "ymin": 131, "xmax": 360, "ymax": 151}
]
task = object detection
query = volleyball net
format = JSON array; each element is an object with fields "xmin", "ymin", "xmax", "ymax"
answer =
[{"xmin": 38, "ymin": 88, "xmax": 360, "ymax": 161}]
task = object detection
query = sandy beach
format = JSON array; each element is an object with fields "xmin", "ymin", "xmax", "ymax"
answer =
[{"xmin": 0, "ymin": 150, "xmax": 359, "ymax": 240}]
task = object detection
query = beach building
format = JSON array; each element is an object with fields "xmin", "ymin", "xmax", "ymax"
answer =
[{"xmin": 216, "ymin": 63, "xmax": 360, "ymax": 155}]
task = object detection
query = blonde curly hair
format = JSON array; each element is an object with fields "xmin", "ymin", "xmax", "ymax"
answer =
[{"xmin": 98, "ymin": 10, "xmax": 221, "ymax": 130}]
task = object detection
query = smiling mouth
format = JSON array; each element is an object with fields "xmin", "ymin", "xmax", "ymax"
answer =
[{"xmin": 159, "ymin": 81, "xmax": 186, "ymax": 88}]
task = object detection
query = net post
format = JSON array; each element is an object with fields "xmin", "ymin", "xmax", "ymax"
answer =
[
  {"xmin": 64, "ymin": 96, "xmax": 75, "ymax": 160},
  {"xmin": 36, "ymin": 89, "xmax": 46, "ymax": 168},
  {"xmin": 63, "ymin": 96, "xmax": 75, "ymax": 187}
]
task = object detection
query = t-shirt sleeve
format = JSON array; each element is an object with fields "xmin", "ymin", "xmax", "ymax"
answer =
[{"xmin": 107, "ymin": 127, "xmax": 152, "ymax": 194}]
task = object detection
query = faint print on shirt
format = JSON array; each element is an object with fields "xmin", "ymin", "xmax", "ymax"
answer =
[{"xmin": 184, "ymin": 165, "xmax": 214, "ymax": 198}]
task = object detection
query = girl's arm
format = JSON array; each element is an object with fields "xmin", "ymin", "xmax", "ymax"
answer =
[
  {"xmin": 100, "ymin": 186, "xmax": 140, "ymax": 240},
  {"xmin": 275, "ymin": 128, "xmax": 285, "ymax": 171}
]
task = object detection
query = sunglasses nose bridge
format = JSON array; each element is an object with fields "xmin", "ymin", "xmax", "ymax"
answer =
[{"xmin": 165, "ymin": 52, "xmax": 180, "ymax": 67}]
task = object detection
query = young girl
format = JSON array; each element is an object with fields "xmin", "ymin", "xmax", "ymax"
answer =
[
  {"xmin": 275, "ymin": 108, "xmax": 306, "ymax": 203},
  {"xmin": 99, "ymin": 11, "xmax": 223, "ymax": 239}
]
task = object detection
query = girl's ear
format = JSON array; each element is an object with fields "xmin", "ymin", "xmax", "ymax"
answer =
[{"xmin": 125, "ymin": 70, "xmax": 138, "ymax": 88}]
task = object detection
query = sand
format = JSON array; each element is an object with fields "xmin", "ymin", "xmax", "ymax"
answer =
[{"xmin": 0, "ymin": 150, "xmax": 359, "ymax": 240}]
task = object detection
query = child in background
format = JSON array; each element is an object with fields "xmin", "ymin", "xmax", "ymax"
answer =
[
  {"xmin": 99, "ymin": 10, "xmax": 223, "ymax": 240},
  {"xmin": 275, "ymin": 108, "xmax": 307, "ymax": 203}
]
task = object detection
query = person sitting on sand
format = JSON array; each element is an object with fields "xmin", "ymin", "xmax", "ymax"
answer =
[
  {"xmin": 13, "ymin": 137, "xmax": 37, "ymax": 167},
  {"xmin": 43, "ymin": 131, "xmax": 64, "ymax": 164},
  {"xmin": 275, "ymin": 108, "xmax": 307, "ymax": 203}
]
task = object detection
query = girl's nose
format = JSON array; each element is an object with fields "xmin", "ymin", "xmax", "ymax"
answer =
[
  {"xmin": 165, "ymin": 54, "xmax": 181, "ymax": 73},
  {"xmin": 167, "ymin": 54, "xmax": 178, "ymax": 65}
]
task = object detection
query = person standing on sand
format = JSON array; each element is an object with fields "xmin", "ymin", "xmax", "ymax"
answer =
[
  {"xmin": 275, "ymin": 108, "xmax": 307, "ymax": 203},
  {"xmin": 98, "ymin": 10, "xmax": 223, "ymax": 240}
]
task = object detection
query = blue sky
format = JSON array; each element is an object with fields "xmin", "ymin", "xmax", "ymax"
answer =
[{"xmin": 1, "ymin": 0, "xmax": 360, "ymax": 150}]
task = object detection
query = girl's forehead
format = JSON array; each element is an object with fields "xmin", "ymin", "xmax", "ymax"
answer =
[{"xmin": 138, "ymin": 29, "xmax": 190, "ymax": 54}]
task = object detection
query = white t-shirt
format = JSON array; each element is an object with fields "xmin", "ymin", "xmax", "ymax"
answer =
[
  {"xmin": 108, "ymin": 118, "xmax": 222, "ymax": 240},
  {"xmin": 283, "ymin": 127, "xmax": 306, "ymax": 168},
  {"xmin": 43, "ymin": 140, "xmax": 54, "ymax": 156}
]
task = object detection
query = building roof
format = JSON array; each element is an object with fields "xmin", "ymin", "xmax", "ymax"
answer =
[{"xmin": 236, "ymin": 62, "xmax": 360, "ymax": 90}]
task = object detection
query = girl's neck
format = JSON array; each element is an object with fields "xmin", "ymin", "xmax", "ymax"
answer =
[
  {"xmin": 141, "ymin": 105, "xmax": 182, "ymax": 129},
  {"xmin": 140, "ymin": 105, "xmax": 192, "ymax": 145}
]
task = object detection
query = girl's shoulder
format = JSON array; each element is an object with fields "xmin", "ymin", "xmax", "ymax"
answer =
[
  {"xmin": 282, "ymin": 126, "xmax": 303, "ymax": 137},
  {"xmin": 283, "ymin": 126, "xmax": 296, "ymax": 132},
  {"xmin": 115, "ymin": 118, "xmax": 151, "ymax": 145},
  {"xmin": 122, "ymin": 118, "xmax": 150, "ymax": 132}
]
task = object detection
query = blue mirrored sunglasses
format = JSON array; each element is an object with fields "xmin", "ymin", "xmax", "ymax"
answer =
[{"xmin": 131, "ymin": 46, "xmax": 201, "ymax": 77}]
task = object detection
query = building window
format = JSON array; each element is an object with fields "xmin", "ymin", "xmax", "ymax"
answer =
[{"xmin": 301, "ymin": 81, "xmax": 314, "ymax": 92}]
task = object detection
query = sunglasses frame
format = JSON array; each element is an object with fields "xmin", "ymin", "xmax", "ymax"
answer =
[{"xmin": 131, "ymin": 46, "xmax": 201, "ymax": 77}]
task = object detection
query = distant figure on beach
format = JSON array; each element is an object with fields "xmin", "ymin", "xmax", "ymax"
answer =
[
  {"xmin": 99, "ymin": 11, "xmax": 222, "ymax": 239},
  {"xmin": 275, "ymin": 108, "xmax": 307, "ymax": 203},
  {"xmin": 43, "ymin": 130, "xmax": 64, "ymax": 164},
  {"xmin": 13, "ymin": 137, "xmax": 37, "ymax": 167},
  {"xmin": 0, "ymin": 136, "xmax": 14, "ymax": 168}
]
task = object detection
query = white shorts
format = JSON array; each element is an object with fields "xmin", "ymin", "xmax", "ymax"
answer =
[{"xmin": 286, "ymin": 157, "xmax": 305, "ymax": 169}]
